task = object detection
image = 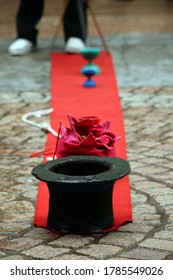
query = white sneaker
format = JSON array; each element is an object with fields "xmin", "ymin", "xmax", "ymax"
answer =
[
  {"xmin": 65, "ymin": 37, "xmax": 86, "ymax": 53},
  {"xmin": 8, "ymin": 39, "xmax": 34, "ymax": 56}
]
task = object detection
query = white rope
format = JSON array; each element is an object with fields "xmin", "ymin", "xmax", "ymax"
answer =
[{"xmin": 22, "ymin": 108, "xmax": 59, "ymax": 137}]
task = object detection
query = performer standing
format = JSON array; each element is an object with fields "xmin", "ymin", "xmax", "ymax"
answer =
[{"xmin": 8, "ymin": 0, "xmax": 88, "ymax": 55}]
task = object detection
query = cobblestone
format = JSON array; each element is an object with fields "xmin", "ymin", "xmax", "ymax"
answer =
[
  {"xmin": 0, "ymin": 237, "xmax": 43, "ymax": 251},
  {"xmin": 22, "ymin": 245, "xmax": 70, "ymax": 259},
  {"xmin": 1, "ymin": 33, "xmax": 173, "ymax": 260},
  {"xmin": 139, "ymin": 239, "xmax": 173, "ymax": 252},
  {"xmin": 120, "ymin": 248, "xmax": 168, "ymax": 260},
  {"xmin": 99, "ymin": 232, "xmax": 145, "ymax": 247},
  {"xmin": 49, "ymin": 235, "xmax": 94, "ymax": 249},
  {"xmin": 76, "ymin": 244, "xmax": 122, "ymax": 259}
]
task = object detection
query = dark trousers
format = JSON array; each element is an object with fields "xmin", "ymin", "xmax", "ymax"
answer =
[{"xmin": 17, "ymin": 0, "xmax": 87, "ymax": 45}]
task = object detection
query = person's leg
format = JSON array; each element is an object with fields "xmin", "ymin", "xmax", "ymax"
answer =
[
  {"xmin": 63, "ymin": 0, "xmax": 87, "ymax": 42},
  {"xmin": 17, "ymin": 0, "xmax": 45, "ymax": 45},
  {"xmin": 8, "ymin": 0, "xmax": 44, "ymax": 55}
]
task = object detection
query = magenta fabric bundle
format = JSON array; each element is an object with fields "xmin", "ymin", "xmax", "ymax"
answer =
[{"xmin": 56, "ymin": 114, "xmax": 121, "ymax": 157}]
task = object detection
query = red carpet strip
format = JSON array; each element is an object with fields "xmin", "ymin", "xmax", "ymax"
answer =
[{"xmin": 34, "ymin": 51, "xmax": 132, "ymax": 232}]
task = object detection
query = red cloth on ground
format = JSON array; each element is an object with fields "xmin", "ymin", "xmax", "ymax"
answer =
[{"xmin": 34, "ymin": 51, "xmax": 132, "ymax": 232}]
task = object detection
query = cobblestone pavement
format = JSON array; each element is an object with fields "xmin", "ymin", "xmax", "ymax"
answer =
[{"xmin": 0, "ymin": 34, "xmax": 173, "ymax": 260}]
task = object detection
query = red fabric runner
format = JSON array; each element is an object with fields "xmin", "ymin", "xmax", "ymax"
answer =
[{"xmin": 34, "ymin": 51, "xmax": 132, "ymax": 232}]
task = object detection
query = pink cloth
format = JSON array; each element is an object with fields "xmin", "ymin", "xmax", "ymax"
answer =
[{"xmin": 55, "ymin": 114, "xmax": 121, "ymax": 157}]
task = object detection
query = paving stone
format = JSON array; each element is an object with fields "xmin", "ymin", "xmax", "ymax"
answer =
[
  {"xmin": 120, "ymin": 248, "xmax": 167, "ymax": 260},
  {"xmin": 24, "ymin": 227, "xmax": 58, "ymax": 240},
  {"xmin": 164, "ymin": 253, "xmax": 173, "ymax": 260},
  {"xmin": 136, "ymin": 187, "xmax": 172, "ymax": 197},
  {"xmin": 132, "ymin": 205, "xmax": 157, "ymax": 215},
  {"xmin": 129, "ymin": 174, "xmax": 146, "ymax": 182},
  {"xmin": 1, "ymin": 201, "xmax": 35, "ymax": 222},
  {"xmin": 121, "ymin": 92, "xmax": 173, "ymax": 108},
  {"xmin": 141, "ymin": 157, "xmax": 170, "ymax": 165},
  {"xmin": 133, "ymin": 214, "xmax": 161, "ymax": 225},
  {"xmin": 22, "ymin": 245, "xmax": 70, "ymax": 259},
  {"xmin": 0, "ymin": 251, "xmax": 6, "ymax": 258},
  {"xmin": 139, "ymin": 238, "xmax": 173, "ymax": 251},
  {"xmin": 0, "ymin": 223, "xmax": 32, "ymax": 234},
  {"xmin": 166, "ymin": 207, "xmax": 173, "ymax": 216},
  {"xmin": 154, "ymin": 195, "xmax": 173, "ymax": 207},
  {"xmin": 133, "ymin": 165, "xmax": 169, "ymax": 176},
  {"xmin": 22, "ymin": 188, "xmax": 38, "ymax": 200},
  {"xmin": 154, "ymin": 230, "xmax": 173, "ymax": 241},
  {"xmin": 117, "ymin": 223, "xmax": 154, "ymax": 234},
  {"xmin": 76, "ymin": 244, "xmax": 122, "ymax": 259},
  {"xmin": 132, "ymin": 180, "xmax": 164, "ymax": 190},
  {"xmin": 164, "ymin": 215, "xmax": 173, "ymax": 226},
  {"xmin": 0, "ymin": 237, "xmax": 43, "ymax": 251},
  {"xmin": 99, "ymin": 232, "xmax": 145, "ymax": 247},
  {"xmin": 49, "ymin": 235, "xmax": 94, "ymax": 248},
  {"xmin": 131, "ymin": 192, "xmax": 147, "ymax": 204},
  {"xmin": 0, "ymin": 192, "xmax": 16, "ymax": 203},
  {"xmin": 165, "ymin": 224, "xmax": 173, "ymax": 231},
  {"xmin": 128, "ymin": 161, "xmax": 147, "ymax": 170},
  {"xmin": 156, "ymin": 177, "xmax": 173, "ymax": 185}
]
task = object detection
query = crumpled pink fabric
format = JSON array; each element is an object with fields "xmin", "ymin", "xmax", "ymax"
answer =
[{"xmin": 55, "ymin": 114, "xmax": 121, "ymax": 158}]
